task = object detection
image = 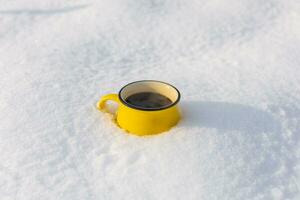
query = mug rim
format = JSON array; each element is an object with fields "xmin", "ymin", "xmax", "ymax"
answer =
[{"xmin": 118, "ymin": 80, "xmax": 181, "ymax": 111}]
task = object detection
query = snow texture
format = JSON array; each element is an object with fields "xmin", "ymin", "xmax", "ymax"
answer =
[{"xmin": 1, "ymin": 0, "xmax": 300, "ymax": 199}]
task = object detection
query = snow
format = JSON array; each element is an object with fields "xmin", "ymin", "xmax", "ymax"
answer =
[{"xmin": 0, "ymin": 0, "xmax": 300, "ymax": 199}]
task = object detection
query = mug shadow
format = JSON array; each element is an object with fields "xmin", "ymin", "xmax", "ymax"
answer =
[
  {"xmin": 178, "ymin": 101, "xmax": 297, "ymax": 198},
  {"xmin": 180, "ymin": 101, "xmax": 280, "ymax": 134}
]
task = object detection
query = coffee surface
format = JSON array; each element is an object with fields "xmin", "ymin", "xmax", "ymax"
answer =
[{"xmin": 125, "ymin": 92, "xmax": 172, "ymax": 109}]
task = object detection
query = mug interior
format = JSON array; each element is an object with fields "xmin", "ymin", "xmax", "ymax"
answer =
[{"xmin": 119, "ymin": 80, "xmax": 180, "ymax": 110}]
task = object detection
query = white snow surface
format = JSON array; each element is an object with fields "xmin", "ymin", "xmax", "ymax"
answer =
[{"xmin": 1, "ymin": 0, "xmax": 300, "ymax": 199}]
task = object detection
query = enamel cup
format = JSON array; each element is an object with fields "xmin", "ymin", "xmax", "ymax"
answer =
[{"xmin": 97, "ymin": 80, "xmax": 181, "ymax": 136}]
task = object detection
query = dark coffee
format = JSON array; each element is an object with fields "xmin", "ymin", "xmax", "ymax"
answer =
[{"xmin": 125, "ymin": 92, "xmax": 172, "ymax": 109}]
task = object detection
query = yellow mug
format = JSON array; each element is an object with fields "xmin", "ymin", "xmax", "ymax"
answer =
[{"xmin": 97, "ymin": 80, "xmax": 181, "ymax": 136}]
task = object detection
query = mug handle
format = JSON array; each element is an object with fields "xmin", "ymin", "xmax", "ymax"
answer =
[{"xmin": 97, "ymin": 94, "xmax": 120, "ymax": 115}]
